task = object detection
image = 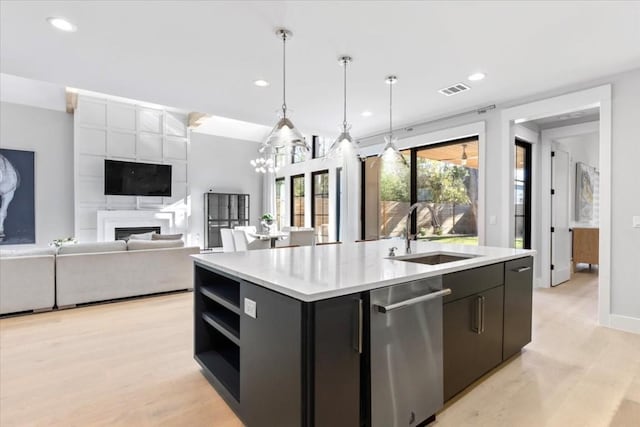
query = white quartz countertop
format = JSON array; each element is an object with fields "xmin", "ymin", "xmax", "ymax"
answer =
[{"xmin": 192, "ymin": 239, "xmax": 535, "ymax": 302}]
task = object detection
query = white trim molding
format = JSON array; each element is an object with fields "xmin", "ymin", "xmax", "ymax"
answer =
[
  {"xmin": 609, "ymin": 314, "xmax": 640, "ymax": 335},
  {"xmin": 500, "ymin": 84, "xmax": 612, "ymax": 328}
]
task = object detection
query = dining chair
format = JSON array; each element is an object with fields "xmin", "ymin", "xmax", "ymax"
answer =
[
  {"xmin": 288, "ymin": 229, "xmax": 315, "ymax": 247},
  {"xmin": 220, "ymin": 228, "xmax": 236, "ymax": 252},
  {"xmin": 232, "ymin": 229, "xmax": 270, "ymax": 251},
  {"xmin": 234, "ymin": 225, "xmax": 257, "ymax": 234}
]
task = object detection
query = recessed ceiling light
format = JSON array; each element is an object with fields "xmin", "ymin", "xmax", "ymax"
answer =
[
  {"xmin": 47, "ymin": 17, "xmax": 77, "ymax": 32},
  {"xmin": 468, "ymin": 72, "xmax": 486, "ymax": 82},
  {"xmin": 253, "ymin": 79, "xmax": 270, "ymax": 87},
  {"xmin": 361, "ymin": 111, "xmax": 373, "ymax": 117}
]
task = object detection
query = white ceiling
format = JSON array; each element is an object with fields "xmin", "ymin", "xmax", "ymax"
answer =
[
  {"xmin": 528, "ymin": 106, "xmax": 600, "ymax": 130},
  {"xmin": 1, "ymin": 1, "xmax": 639, "ymax": 138}
]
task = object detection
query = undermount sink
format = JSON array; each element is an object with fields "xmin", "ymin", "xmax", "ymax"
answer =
[{"xmin": 391, "ymin": 252, "xmax": 478, "ymax": 265}]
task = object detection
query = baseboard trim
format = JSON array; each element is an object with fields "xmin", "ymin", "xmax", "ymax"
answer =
[{"xmin": 609, "ymin": 314, "xmax": 640, "ymax": 334}]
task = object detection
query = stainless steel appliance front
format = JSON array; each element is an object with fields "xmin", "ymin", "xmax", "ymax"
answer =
[{"xmin": 369, "ymin": 276, "xmax": 445, "ymax": 426}]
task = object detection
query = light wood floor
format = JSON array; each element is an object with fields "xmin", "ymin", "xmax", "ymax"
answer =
[{"xmin": 1, "ymin": 271, "xmax": 638, "ymax": 426}]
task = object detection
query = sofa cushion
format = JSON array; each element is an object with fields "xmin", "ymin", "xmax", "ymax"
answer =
[
  {"xmin": 151, "ymin": 233, "xmax": 183, "ymax": 241},
  {"xmin": 128, "ymin": 231, "xmax": 156, "ymax": 240},
  {"xmin": 127, "ymin": 240, "xmax": 184, "ymax": 251},
  {"xmin": 0, "ymin": 247, "xmax": 57, "ymax": 258},
  {"xmin": 58, "ymin": 240, "xmax": 127, "ymax": 255}
]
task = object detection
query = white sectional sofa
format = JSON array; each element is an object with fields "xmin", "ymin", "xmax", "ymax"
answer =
[
  {"xmin": 56, "ymin": 240, "xmax": 199, "ymax": 307},
  {"xmin": 0, "ymin": 248, "xmax": 56, "ymax": 315},
  {"xmin": 0, "ymin": 240, "xmax": 199, "ymax": 315}
]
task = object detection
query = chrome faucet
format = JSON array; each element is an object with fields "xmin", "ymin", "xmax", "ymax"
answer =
[{"xmin": 405, "ymin": 202, "xmax": 422, "ymax": 254}]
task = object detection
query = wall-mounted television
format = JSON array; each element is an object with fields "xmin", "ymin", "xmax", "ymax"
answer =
[{"xmin": 104, "ymin": 160, "xmax": 172, "ymax": 197}]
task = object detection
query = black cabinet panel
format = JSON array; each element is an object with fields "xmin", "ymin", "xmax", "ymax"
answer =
[
  {"xmin": 443, "ymin": 263, "xmax": 504, "ymax": 304},
  {"xmin": 240, "ymin": 281, "xmax": 302, "ymax": 427},
  {"xmin": 314, "ymin": 296, "xmax": 361, "ymax": 427},
  {"xmin": 503, "ymin": 257, "xmax": 534, "ymax": 359},
  {"xmin": 443, "ymin": 285, "xmax": 504, "ymax": 401}
]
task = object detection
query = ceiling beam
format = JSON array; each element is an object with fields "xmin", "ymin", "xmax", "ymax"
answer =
[{"xmin": 188, "ymin": 112, "xmax": 209, "ymax": 128}]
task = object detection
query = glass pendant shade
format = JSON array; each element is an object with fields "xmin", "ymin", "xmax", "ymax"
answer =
[
  {"xmin": 375, "ymin": 75, "xmax": 408, "ymax": 167},
  {"xmin": 326, "ymin": 56, "xmax": 358, "ymax": 159},
  {"xmin": 256, "ymin": 28, "xmax": 309, "ymax": 162},
  {"xmin": 265, "ymin": 116, "xmax": 308, "ymax": 151}
]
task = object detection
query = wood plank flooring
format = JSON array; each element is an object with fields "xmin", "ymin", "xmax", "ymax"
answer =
[{"xmin": 1, "ymin": 271, "xmax": 638, "ymax": 426}]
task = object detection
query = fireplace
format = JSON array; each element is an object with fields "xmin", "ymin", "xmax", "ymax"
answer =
[
  {"xmin": 97, "ymin": 210, "xmax": 175, "ymax": 242},
  {"xmin": 115, "ymin": 226, "xmax": 161, "ymax": 241}
]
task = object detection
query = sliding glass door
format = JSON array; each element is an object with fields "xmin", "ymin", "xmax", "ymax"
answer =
[{"xmin": 362, "ymin": 137, "xmax": 479, "ymax": 245}]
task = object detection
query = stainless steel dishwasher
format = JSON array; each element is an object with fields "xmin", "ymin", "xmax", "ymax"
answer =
[{"xmin": 369, "ymin": 276, "xmax": 450, "ymax": 427}]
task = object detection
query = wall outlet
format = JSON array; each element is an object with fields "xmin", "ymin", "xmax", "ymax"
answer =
[
  {"xmin": 244, "ymin": 298, "xmax": 257, "ymax": 318},
  {"xmin": 633, "ymin": 216, "xmax": 640, "ymax": 228}
]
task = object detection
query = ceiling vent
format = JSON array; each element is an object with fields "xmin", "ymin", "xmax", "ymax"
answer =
[{"xmin": 438, "ymin": 83, "xmax": 471, "ymax": 96}]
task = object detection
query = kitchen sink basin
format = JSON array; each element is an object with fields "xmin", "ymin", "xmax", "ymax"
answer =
[{"xmin": 392, "ymin": 252, "xmax": 477, "ymax": 265}]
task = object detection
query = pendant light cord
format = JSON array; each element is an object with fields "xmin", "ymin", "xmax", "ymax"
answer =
[
  {"xmin": 389, "ymin": 80, "xmax": 393, "ymax": 139},
  {"xmin": 343, "ymin": 58, "xmax": 348, "ymax": 130},
  {"xmin": 282, "ymin": 32, "xmax": 287, "ymax": 117}
]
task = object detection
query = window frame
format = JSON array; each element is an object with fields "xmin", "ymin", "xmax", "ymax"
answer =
[
  {"xmin": 290, "ymin": 173, "xmax": 305, "ymax": 228},
  {"xmin": 311, "ymin": 169, "xmax": 330, "ymax": 242}
]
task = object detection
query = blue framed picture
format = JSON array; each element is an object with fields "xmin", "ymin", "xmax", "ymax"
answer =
[{"xmin": 0, "ymin": 148, "xmax": 35, "ymax": 245}]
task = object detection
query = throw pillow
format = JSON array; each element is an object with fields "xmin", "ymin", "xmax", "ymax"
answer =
[
  {"xmin": 128, "ymin": 231, "xmax": 156, "ymax": 241},
  {"xmin": 152, "ymin": 233, "xmax": 183, "ymax": 241}
]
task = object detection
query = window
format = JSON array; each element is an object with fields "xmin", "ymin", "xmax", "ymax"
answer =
[
  {"xmin": 312, "ymin": 170, "xmax": 330, "ymax": 243},
  {"xmin": 275, "ymin": 178, "xmax": 286, "ymax": 230},
  {"xmin": 515, "ymin": 140, "xmax": 532, "ymax": 249},
  {"xmin": 292, "ymin": 146, "xmax": 307, "ymax": 164},
  {"xmin": 362, "ymin": 137, "xmax": 479, "ymax": 245},
  {"xmin": 312, "ymin": 135, "xmax": 329, "ymax": 159},
  {"xmin": 275, "ymin": 148, "xmax": 287, "ymax": 169},
  {"xmin": 291, "ymin": 174, "xmax": 305, "ymax": 227}
]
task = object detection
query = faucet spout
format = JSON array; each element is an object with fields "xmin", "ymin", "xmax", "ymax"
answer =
[{"xmin": 406, "ymin": 202, "xmax": 422, "ymax": 254}]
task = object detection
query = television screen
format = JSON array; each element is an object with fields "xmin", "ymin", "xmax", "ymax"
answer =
[{"xmin": 104, "ymin": 160, "xmax": 172, "ymax": 197}]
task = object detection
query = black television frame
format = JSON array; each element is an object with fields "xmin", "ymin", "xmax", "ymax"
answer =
[{"xmin": 104, "ymin": 159, "xmax": 172, "ymax": 197}]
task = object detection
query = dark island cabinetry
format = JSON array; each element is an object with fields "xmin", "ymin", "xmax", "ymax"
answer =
[
  {"xmin": 442, "ymin": 257, "xmax": 534, "ymax": 401},
  {"xmin": 194, "ymin": 262, "xmax": 361, "ymax": 427}
]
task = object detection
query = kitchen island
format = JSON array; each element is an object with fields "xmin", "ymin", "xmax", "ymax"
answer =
[{"xmin": 192, "ymin": 240, "xmax": 534, "ymax": 427}]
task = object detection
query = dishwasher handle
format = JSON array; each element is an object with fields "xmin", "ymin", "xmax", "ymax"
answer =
[{"xmin": 375, "ymin": 288, "xmax": 452, "ymax": 313}]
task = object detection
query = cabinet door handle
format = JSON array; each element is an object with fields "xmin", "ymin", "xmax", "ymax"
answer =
[
  {"xmin": 472, "ymin": 296, "xmax": 483, "ymax": 334},
  {"xmin": 353, "ymin": 299, "xmax": 363, "ymax": 354},
  {"xmin": 479, "ymin": 296, "xmax": 486, "ymax": 334},
  {"xmin": 513, "ymin": 266, "xmax": 531, "ymax": 273},
  {"xmin": 374, "ymin": 288, "xmax": 452, "ymax": 313}
]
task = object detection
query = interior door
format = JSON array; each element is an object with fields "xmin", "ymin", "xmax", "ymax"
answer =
[{"xmin": 551, "ymin": 148, "xmax": 571, "ymax": 286}]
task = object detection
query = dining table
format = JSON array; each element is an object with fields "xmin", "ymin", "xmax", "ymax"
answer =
[{"xmin": 248, "ymin": 231, "xmax": 289, "ymax": 248}]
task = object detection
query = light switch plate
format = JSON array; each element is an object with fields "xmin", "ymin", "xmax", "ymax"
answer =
[
  {"xmin": 244, "ymin": 298, "xmax": 257, "ymax": 318},
  {"xmin": 633, "ymin": 216, "xmax": 640, "ymax": 228}
]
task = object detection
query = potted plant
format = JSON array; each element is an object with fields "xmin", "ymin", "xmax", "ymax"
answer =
[{"xmin": 261, "ymin": 213, "xmax": 275, "ymax": 233}]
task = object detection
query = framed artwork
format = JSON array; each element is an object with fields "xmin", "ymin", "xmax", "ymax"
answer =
[
  {"xmin": 0, "ymin": 148, "xmax": 35, "ymax": 245},
  {"xmin": 575, "ymin": 161, "xmax": 597, "ymax": 223}
]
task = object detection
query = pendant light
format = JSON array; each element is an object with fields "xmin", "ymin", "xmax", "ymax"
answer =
[
  {"xmin": 262, "ymin": 28, "xmax": 309, "ymax": 153},
  {"xmin": 326, "ymin": 56, "xmax": 357, "ymax": 158},
  {"xmin": 461, "ymin": 144, "xmax": 468, "ymax": 166},
  {"xmin": 376, "ymin": 75, "xmax": 408, "ymax": 167}
]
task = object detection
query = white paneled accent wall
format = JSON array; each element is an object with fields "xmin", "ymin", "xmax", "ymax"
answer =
[{"xmin": 74, "ymin": 94, "xmax": 190, "ymax": 242}]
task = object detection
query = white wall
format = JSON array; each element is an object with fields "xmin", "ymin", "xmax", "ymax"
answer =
[
  {"xmin": 189, "ymin": 132, "xmax": 263, "ymax": 248},
  {"xmin": 555, "ymin": 129, "xmax": 599, "ymax": 227},
  {"xmin": 609, "ymin": 71, "xmax": 640, "ymax": 322},
  {"xmin": 73, "ymin": 94, "xmax": 190, "ymax": 242},
  {"xmin": 0, "ymin": 102, "xmax": 74, "ymax": 248}
]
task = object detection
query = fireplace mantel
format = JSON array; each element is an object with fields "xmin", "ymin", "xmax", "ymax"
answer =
[{"xmin": 97, "ymin": 210, "xmax": 175, "ymax": 241}]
